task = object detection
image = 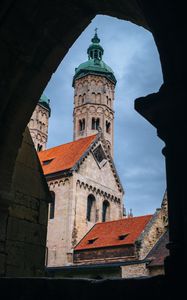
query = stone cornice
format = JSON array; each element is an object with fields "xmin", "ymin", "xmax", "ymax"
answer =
[{"xmin": 76, "ymin": 179, "xmax": 121, "ymax": 204}]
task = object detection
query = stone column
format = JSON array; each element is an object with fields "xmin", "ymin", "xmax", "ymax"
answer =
[{"xmin": 135, "ymin": 84, "xmax": 186, "ymax": 278}]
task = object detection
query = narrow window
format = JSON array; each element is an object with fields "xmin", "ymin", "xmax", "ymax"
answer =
[
  {"xmin": 87, "ymin": 194, "xmax": 96, "ymax": 222},
  {"xmin": 102, "ymin": 200, "xmax": 110, "ymax": 222},
  {"xmin": 106, "ymin": 95, "xmax": 108, "ymax": 105},
  {"xmin": 82, "ymin": 119, "xmax": 85, "ymax": 130},
  {"xmin": 92, "ymin": 118, "xmax": 96, "ymax": 130},
  {"xmin": 106, "ymin": 121, "xmax": 111, "ymax": 133},
  {"xmin": 37, "ymin": 144, "xmax": 43, "ymax": 151},
  {"xmin": 96, "ymin": 118, "xmax": 100, "ymax": 130},
  {"xmin": 94, "ymin": 50, "xmax": 98, "ymax": 59},
  {"xmin": 79, "ymin": 120, "xmax": 83, "ymax": 131},
  {"xmin": 82, "ymin": 93, "xmax": 86, "ymax": 104},
  {"xmin": 49, "ymin": 191, "xmax": 55, "ymax": 219},
  {"xmin": 92, "ymin": 92, "xmax": 96, "ymax": 102}
]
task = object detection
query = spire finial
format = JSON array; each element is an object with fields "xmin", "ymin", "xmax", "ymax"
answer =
[{"xmin": 91, "ymin": 28, "xmax": 100, "ymax": 44}]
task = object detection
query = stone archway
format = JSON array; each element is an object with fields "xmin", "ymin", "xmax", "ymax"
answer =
[{"xmin": 0, "ymin": 0, "xmax": 186, "ymax": 278}]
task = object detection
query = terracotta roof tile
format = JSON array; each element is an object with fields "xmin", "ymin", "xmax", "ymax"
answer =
[
  {"xmin": 75, "ymin": 215, "xmax": 153, "ymax": 251},
  {"xmin": 38, "ymin": 135, "xmax": 97, "ymax": 175}
]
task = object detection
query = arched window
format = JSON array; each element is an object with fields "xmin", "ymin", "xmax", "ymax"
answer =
[
  {"xmin": 106, "ymin": 95, "xmax": 108, "ymax": 105},
  {"xmin": 49, "ymin": 191, "xmax": 55, "ymax": 219},
  {"xmin": 87, "ymin": 194, "xmax": 96, "ymax": 222},
  {"xmin": 96, "ymin": 118, "xmax": 100, "ymax": 130},
  {"xmin": 82, "ymin": 93, "xmax": 86, "ymax": 104},
  {"xmin": 79, "ymin": 119, "xmax": 85, "ymax": 132},
  {"xmin": 79, "ymin": 120, "xmax": 82, "ymax": 131},
  {"xmin": 102, "ymin": 200, "xmax": 110, "ymax": 222},
  {"xmin": 82, "ymin": 118, "xmax": 85, "ymax": 130},
  {"xmin": 106, "ymin": 121, "xmax": 111, "ymax": 133},
  {"xmin": 91, "ymin": 118, "xmax": 100, "ymax": 130},
  {"xmin": 94, "ymin": 49, "xmax": 98, "ymax": 59},
  {"xmin": 92, "ymin": 118, "xmax": 96, "ymax": 130},
  {"xmin": 37, "ymin": 144, "xmax": 43, "ymax": 151},
  {"xmin": 92, "ymin": 92, "xmax": 96, "ymax": 102}
]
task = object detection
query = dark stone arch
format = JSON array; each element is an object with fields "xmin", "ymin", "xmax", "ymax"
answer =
[{"xmin": 0, "ymin": 0, "xmax": 185, "ymax": 279}]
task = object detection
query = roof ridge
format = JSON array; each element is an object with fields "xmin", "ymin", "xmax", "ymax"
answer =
[
  {"xmin": 39, "ymin": 135, "xmax": 97, "ymax": 153},
  {"xmin": 95, "ymin": 214, "xmax": 153, "ymax": 225}
]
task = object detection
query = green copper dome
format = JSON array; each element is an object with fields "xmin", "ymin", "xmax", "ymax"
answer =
[
  {"xmin": 72, "ymin": 30, "xmax": 116, "ymax": 86},
  {"xmin": 39, "ymin": 93, "xmax": 51, "ymax": 115}
]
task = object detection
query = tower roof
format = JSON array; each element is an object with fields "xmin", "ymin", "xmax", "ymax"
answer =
[
  {"xmin": 39, "ymin": 93, "xmax": 51, "ymax": 115},
  {"xmin": 72, "ymin": 30, "xmax": 117, "ymax": 86}
]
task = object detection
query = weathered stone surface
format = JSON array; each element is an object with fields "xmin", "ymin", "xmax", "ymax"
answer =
[
  {"xmin": 6, "ymin": 240, "xmax": 45, "ymax": 276},
  {"xmin": 0, "ymin": 213, "xmax": 8, "ymax": 241},
  {"xmin": 121, "ymin": 263, "xmax": 149, "ymax": 278},
  {"xmin": 0, "ymin": 128, "xmax": 50, "ymax": 276},
  {"xmin": 7, "ymin": 217, "xmax": 46, "ymax": 246},
  {"xmin": 28, "ymin": 101, "xmax": 50, "ymax": 151}
]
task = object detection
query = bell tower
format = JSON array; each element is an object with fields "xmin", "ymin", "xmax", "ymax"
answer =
[
  {"xmin": 72, "ymin": 30, "xmax": 117, "ymax": 156},
  {"xmin": 28, "ymin": 93, "xmax": 51, "ymax": 151}
]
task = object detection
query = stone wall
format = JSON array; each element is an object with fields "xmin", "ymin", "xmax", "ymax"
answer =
[
  {"xmin": 28, "ymin": 103, "xmax": 50, "ymax": 151},
  {"xmin": 46, "ymin": 177, "xmax": 74, "ymax": 266},
  {"xmin": 121, "ymin": 262, "xmax": 149, "ymax": 278},
  {"xmin": 136, "ymin": 203, "xmax": 168, "ymax": 260},
  {"xmin": 0, "ymin": 128, "xmax": 50, "ymax": 276},
  {"xmin": 74, "ymin": 245, "xmax": 135, "ymax": 264},
  {"xmin": 148, "ymin": 266, "xmax": 165, "ymax": 276}
]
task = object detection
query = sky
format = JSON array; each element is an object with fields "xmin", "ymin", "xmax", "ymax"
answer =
[{"xmin": 44, "ymin": 15, "xmax": 166, "ymax": 216}]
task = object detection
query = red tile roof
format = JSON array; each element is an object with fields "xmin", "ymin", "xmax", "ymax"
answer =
[
  {"xmin": 38, "ymin": 135, "xmax": 97, "ymax": 175},
  {"xmin": 75, "ymin": 215, "xmax": 153, "ymax": 251}
]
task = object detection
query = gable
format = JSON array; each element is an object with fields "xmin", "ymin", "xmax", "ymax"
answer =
[
  {"xmin": 38, "ymin": 135, "xmax": 96, "ymax": 175},
  {"xmin": 77, "ymin": 141, "xmax": 123, "ymax": 193}
]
